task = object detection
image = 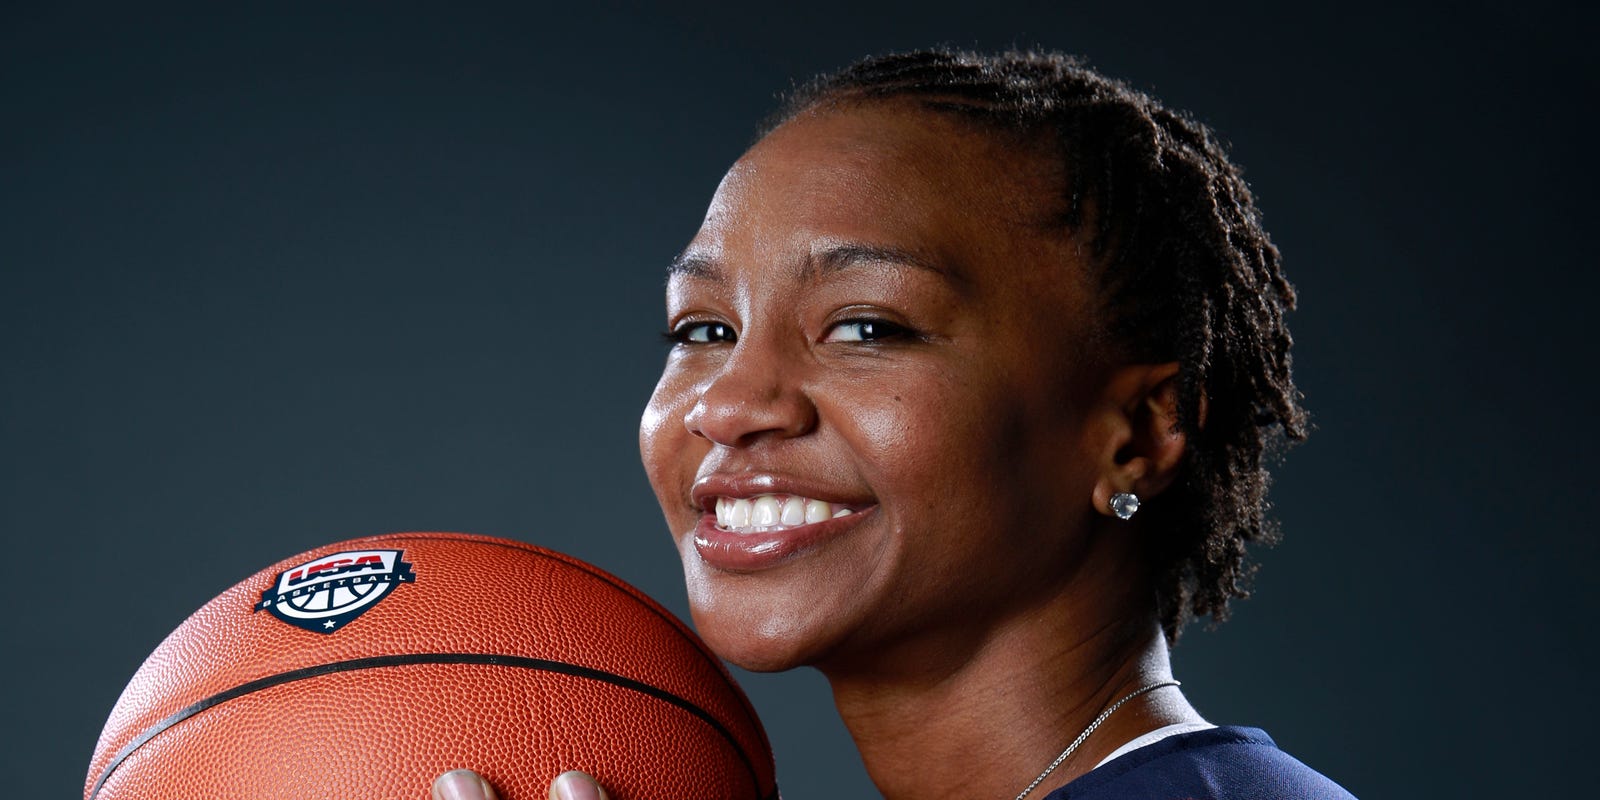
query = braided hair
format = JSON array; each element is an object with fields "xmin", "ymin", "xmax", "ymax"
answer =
[{"xmin": 763, "ymin": 50, "xmax": 1308, "ymax": 641}]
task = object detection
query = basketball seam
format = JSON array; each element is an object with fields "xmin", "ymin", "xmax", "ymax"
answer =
[
  {"xmin": 372, "ymin": 533, "xmax": 774, "ymax": 758},
  {"xmin": 87, "ymin": 653, "xmax": 769, "ymax": 800},
  {"xmin": 382, "ymin": 535, "xmax": 717, "ymax": 664}
]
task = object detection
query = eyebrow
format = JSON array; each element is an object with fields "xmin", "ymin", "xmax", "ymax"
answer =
[
  {"xmin": 667, "ymin": 251, "xmax": 720, "ymax": 279},
  {"xmin": 667, "ymin": 242, "xmax": 956, "ymax": 284},
  {"xmin": 805, "ymin": 242, "xmax": 952, "ymax": 282}
]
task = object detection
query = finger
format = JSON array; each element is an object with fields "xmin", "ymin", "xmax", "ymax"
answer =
[
  {"xmin": 432, "ymin": 769, "xmax": 499, "ymax": 800},
  {"xmin": 549, "ymin": 770, "xmax": 609, "ymax": 800}
]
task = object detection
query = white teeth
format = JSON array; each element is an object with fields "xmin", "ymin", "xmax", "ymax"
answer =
[
  {"xmin": 804, "ymin": 499, "xmax": 830, "ymax": 524},
  {"xmin": 752, "ymin": 496, "xmax": 781, "ymax": 526},
  {"xmin": 780, "ymin": 497, "xmax": 806, "ymax": 526},
  {"xmin": 712, "ymin": 493, "xmax": 859, "ymax": 533}
]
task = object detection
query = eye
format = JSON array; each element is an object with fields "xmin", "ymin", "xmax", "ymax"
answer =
[
  {"xmin": 666, "ymin": 320, "xmax": 738, "ymax": 345},
  {"xmin": 822, "ymin": 318, "xmax": 912, "ymax": 343}
]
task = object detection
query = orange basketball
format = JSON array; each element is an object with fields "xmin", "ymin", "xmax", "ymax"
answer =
[{"xmin": 85, "ymin": 532, "xmax": 777, "ymax": 800}]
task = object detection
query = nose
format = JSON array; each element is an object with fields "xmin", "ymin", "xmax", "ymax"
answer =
[{"xmin": 683, "ymin": 339, "xmax": 818, "ymax": 448}]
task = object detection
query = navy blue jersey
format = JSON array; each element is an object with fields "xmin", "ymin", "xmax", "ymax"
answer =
[{"xmin": 1044, "ymin": 726, "xmax": 1356, "ymax": 800}]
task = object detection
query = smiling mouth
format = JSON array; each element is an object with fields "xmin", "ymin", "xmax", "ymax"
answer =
[{"xmin": 713, "ymin": 493, "xmax": 857, "ymax": 534}]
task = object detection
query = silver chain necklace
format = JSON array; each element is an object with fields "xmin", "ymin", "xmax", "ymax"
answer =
[{"xmin": 1011, "ymin": 680, "xmax": 1181, "ymax": 800}]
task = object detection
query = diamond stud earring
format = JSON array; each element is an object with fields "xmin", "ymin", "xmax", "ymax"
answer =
[{"xmin": 1109, "ymin": 492, "xmax": 1140, "ymax": 520}]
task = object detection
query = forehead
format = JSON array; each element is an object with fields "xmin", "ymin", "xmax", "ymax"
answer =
[{"xmin": 687, "ymin": 103, "xmax": 1066, "ymax": 275}]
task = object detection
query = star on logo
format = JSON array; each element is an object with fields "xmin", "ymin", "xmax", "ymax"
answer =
[{"xmin": 323, "ymin": 620, "xmax": 336, "ymax": 629}]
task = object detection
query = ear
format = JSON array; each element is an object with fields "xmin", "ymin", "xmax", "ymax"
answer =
[{"xmin": 1088, "ymin": 362, "xmax": 1194, "ymax": 518}]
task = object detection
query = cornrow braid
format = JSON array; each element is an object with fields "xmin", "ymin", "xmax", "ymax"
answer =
[{"xmin": 765, "ymin": 50, "xmax": 1308, "ymax": 641}]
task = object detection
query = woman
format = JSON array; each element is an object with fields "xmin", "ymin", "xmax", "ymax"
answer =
[{"xmin": 437, "ymin": 49, "xmax": 1354, "ymax": 800}]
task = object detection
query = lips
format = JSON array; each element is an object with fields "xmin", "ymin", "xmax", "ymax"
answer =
[
  {"xmin": 691, "ymin": 506, "xmax": 874, "ymax": 572},
  {"xmin": 689, "ymin": 477, "xmax": 875, "ymax": 572}
]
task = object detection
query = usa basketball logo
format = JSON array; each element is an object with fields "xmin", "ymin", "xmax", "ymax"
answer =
[{"xmin": 254, "ymin": 549, "xmax": 415, "ymax": 634}]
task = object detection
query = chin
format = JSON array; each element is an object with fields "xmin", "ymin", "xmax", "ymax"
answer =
[
  {"xmin": 687, "ymin": 591, "xmax": 827, "ymax": 673},
  {"xmin": 704, "ymin": 633, "xmax": 811, "ymax": 674},
  {"xmin": 681, "ymin": 563, "xmax": 847, "ymax": 674}
]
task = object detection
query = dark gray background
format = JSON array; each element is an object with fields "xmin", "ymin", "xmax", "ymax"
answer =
[{"xmin": 3, "ymin": 2, "xmax": 1592, "ymax": 797}]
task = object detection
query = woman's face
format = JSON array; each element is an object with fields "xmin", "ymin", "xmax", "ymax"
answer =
[{"xmin": 641, "ymin": 103, "xmax": 1115, "ymax": 674}]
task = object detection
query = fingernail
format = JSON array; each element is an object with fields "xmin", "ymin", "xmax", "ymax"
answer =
[
  {"xmin": 552, "ymin": 770, "xmax": 606, "ymax": 800},
  {"xmin": 433, "ymin": 769, "xmax": 495, "ymax": 800}
]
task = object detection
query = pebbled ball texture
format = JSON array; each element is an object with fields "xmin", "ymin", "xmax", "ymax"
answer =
[{"xmin": 85, "ymin": 532, "xmax": 776, "ymax": 800}]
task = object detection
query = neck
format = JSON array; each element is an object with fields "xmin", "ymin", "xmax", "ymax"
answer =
[{"xmin": 822, "ymin": 606, "xmax": 1202, "ymax": 800}]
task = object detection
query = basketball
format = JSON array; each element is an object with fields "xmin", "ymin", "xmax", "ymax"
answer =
[{"xmin": 84, "ymin": 532, "xmax": 777, "ymax": 800}]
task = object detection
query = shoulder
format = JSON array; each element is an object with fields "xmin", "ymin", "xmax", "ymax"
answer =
[{"xmin": 1044, "ymin": 726, "xmax": 1357, "ymax": 800}]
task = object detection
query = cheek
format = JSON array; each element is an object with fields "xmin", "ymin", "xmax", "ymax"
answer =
[
  {"xmin": 839, "ymin": 369, "xmax": 992, "ymax": 487},
  {"xmin": 639, "ymin": 377, "xmax": 677, "ymax": 467},
  {"xmin": 845, "ymin": 369, "xmax": 1058, "ymax": 540},
  {"xmin": 640, "ymin": 368, "xmax": 703, "ymax": 517}
]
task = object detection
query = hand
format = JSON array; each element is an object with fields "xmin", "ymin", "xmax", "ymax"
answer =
[{"xmin": 431, "ymin": 769, "xmax": 610, "ymax": 800}]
